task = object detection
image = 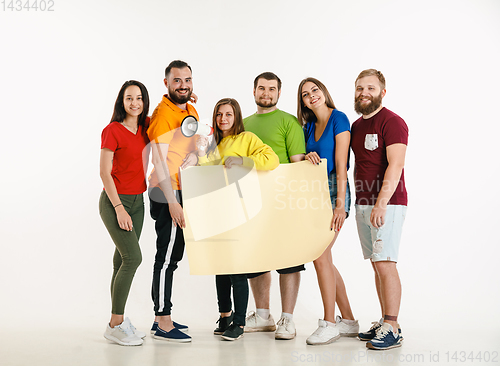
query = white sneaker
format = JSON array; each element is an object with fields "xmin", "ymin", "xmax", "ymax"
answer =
[
  {"xmin": 306, "ymin": 319, "xmax": 340, "ymax": 345},
  {"xmin": 275, "ymin": 316, "xmax": 296, "ymax": 340},
  {"xmin": 335, "ymin": 315, "xmax": 359, "ymax": 337},
  {"xmin": 104, "ymin": 320, "xmax": 143, "ymax": 346},
  {"xmin": 244, "ymin": 311, "xmax": 276, "ymax": 332},
  {"xmin": 125, "ymin": 318, "xmax": 146, "ymax": 339}
]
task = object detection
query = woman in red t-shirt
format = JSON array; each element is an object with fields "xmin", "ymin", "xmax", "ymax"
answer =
[{"xmin": 99, "ymin": 80, "xmax": 150, "ymax": 346}]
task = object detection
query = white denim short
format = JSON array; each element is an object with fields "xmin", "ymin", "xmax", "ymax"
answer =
[{"xmin": 355, "ymin": 205, "xmax": 407, "ymax": 262}]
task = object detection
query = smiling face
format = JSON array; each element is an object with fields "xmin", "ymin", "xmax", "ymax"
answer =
[
  {"xmin": 301, "ymin": 81, "xmax": 326, "ymax": 110},
  {"xmin": 216, "ymin": 104, "xmax": 235, "ymax": 138},
  {"xmin": 253, "ymin": 78, "xmax": 280, "ymax": 110},
  {"xmin": 354, "ymin": 75, "xmax": 386, "ymax": 117},
  {"xmin": 123, "ymin": 85, "xmax": 144, "ymax": 118},
  {"xmin": 165, "ymin": 67, "xmax": 193, "ymax": 105}
]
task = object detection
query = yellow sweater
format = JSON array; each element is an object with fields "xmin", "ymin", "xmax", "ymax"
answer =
[{"xmin": 198, "ymin": 131, "xmax": 279, "ymax": 171}]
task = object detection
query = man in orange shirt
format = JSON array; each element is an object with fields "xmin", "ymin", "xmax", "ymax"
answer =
[{"xmin": 147, "ymin": 60, "xmax": 198, "ymax": 343}]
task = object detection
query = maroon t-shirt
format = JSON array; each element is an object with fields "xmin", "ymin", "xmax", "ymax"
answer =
[
  {"xmin": 101, "ymin": 120, "xmax": 150, "ymax": 195},
  {"xmin": 351, "ymin": 107, "xmax": 408, "ymax": 206}
]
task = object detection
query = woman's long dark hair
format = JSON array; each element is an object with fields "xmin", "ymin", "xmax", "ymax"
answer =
[
  {"xmin": 297, "ymin": 77, "xmax": 336, "ymax": 126},
  {"xmin": 206, "ymin": 98, "xmax": 244, "ymax": 156},
  {"xmin": 110, "ymin": 80, "xmax": 150, "ymax": 129}
]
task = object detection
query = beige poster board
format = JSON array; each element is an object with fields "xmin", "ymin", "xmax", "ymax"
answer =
[{"xmin": 180, "ymin": 160, "xmax": 334, "ymax": 275}]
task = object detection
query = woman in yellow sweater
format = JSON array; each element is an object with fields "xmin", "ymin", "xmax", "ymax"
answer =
[
  {"xmin": 197, "ymin": 98, "xmax": 279, "ymax": 341},
  {"xmin": 198, "ymin": 99, "xmax": 279, "ymax": 171}
]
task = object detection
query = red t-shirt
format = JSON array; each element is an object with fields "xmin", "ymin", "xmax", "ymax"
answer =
[
  {"xmin": 351, "ymin": 107, "xmax": 408, "ymax": 206},
  {"xmin": 101, "ymin": 120, "xmax": 150, "ymax": 195}
]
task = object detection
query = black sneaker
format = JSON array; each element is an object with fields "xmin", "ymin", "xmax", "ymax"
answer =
[
  {"xmin": 221, "ymin": 323, "xmax": 244, "ymax": 341},
  {"xmin": 214, "ymin": 312, "xmax": 234, "ymax": 335}
]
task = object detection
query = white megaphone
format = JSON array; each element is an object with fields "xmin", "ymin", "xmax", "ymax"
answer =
[{"xmin": 181, "ymin": 116, "xmax": 214, "ymax": 137}]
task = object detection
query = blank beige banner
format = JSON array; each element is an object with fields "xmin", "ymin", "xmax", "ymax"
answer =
[{"xmin": 180, "ymin": 160, "xmax": 334, "ymax": 275}]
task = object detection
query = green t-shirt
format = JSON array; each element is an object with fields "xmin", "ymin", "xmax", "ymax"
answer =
[{"xmin": 243, "ymin": 109, "xmax": 305, "ymax": 164}]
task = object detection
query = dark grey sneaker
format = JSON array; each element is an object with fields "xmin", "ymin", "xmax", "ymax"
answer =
[
  {"xmin": 221, "ymin": 323, "xmax": 244, "ymax": 341},
  {"xmin": 214, "ymin": 312, "xmax": 234, "ymax": 335}
]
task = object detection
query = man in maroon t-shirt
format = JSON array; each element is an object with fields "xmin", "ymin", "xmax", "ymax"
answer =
[{"xmin": 351, "ymin": 69, "xmax": 408, "ymax": 351}]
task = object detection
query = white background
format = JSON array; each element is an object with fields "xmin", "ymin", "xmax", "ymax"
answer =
[{"xmin": 0, "ymin": 0, "xmax": 499, "ymax": 335}]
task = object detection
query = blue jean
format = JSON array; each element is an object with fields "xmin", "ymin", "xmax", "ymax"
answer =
[
  {"xmin": 328, "ymin": 172, "xmax": 351, "ymax": 217},
  {"xmin": 355, "ymin": 205, "xmax": 407, "ymax": 262}
]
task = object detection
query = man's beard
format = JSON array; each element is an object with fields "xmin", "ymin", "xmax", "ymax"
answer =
[
  {"xmin": 355, "ymin": 92, "xmax": 383, "ymax": 116},
  {"xmin": 256, "ymin": 97, "xmax": 277, "ymax": 109},
  {"xmin": 169, "ymin": 87, "xmax": 192, "ymax": 105}
]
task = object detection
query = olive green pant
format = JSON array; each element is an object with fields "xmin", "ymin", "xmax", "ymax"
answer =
[{"xmin": 99, "ymin": 190, "xmax": 144, "ymax": 315}]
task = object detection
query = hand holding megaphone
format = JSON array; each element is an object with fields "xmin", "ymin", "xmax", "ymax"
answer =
[
  {"xmin": 181, "ymin": 116, "xmax": 214, "ymax": 137},
  {"xmin": 196, "ymin": 136, "xmax": 210, "ymax": 156}
]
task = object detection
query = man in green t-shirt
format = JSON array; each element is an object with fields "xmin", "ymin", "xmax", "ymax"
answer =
[{"xmin": 243, "ymin": 72, "xmax": 306, "ymax": 340}]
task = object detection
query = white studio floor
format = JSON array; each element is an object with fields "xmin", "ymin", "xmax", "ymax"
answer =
[{"xmin": 2, "ymin": 323, "xmax": 499, "ymax": 366}]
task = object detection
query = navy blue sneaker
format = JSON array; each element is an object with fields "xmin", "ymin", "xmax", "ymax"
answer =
[
  {"xmin": 366, "ymin": 323, "xmax": 402, "ymax": 350},
  {"xmin": 150, "ymin": 321, "xmax": 189, "ymax": 334},
  {"xmin": 174, "ymin": 321, "xmax": 189, "ymax": 332},
  {"xmin": 153, "ymin": 326, "xmax": 192, "ymax": 343},
  {"xmin": 358, "ymin": 319, "xmax": 382, "ymax": 341}
]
